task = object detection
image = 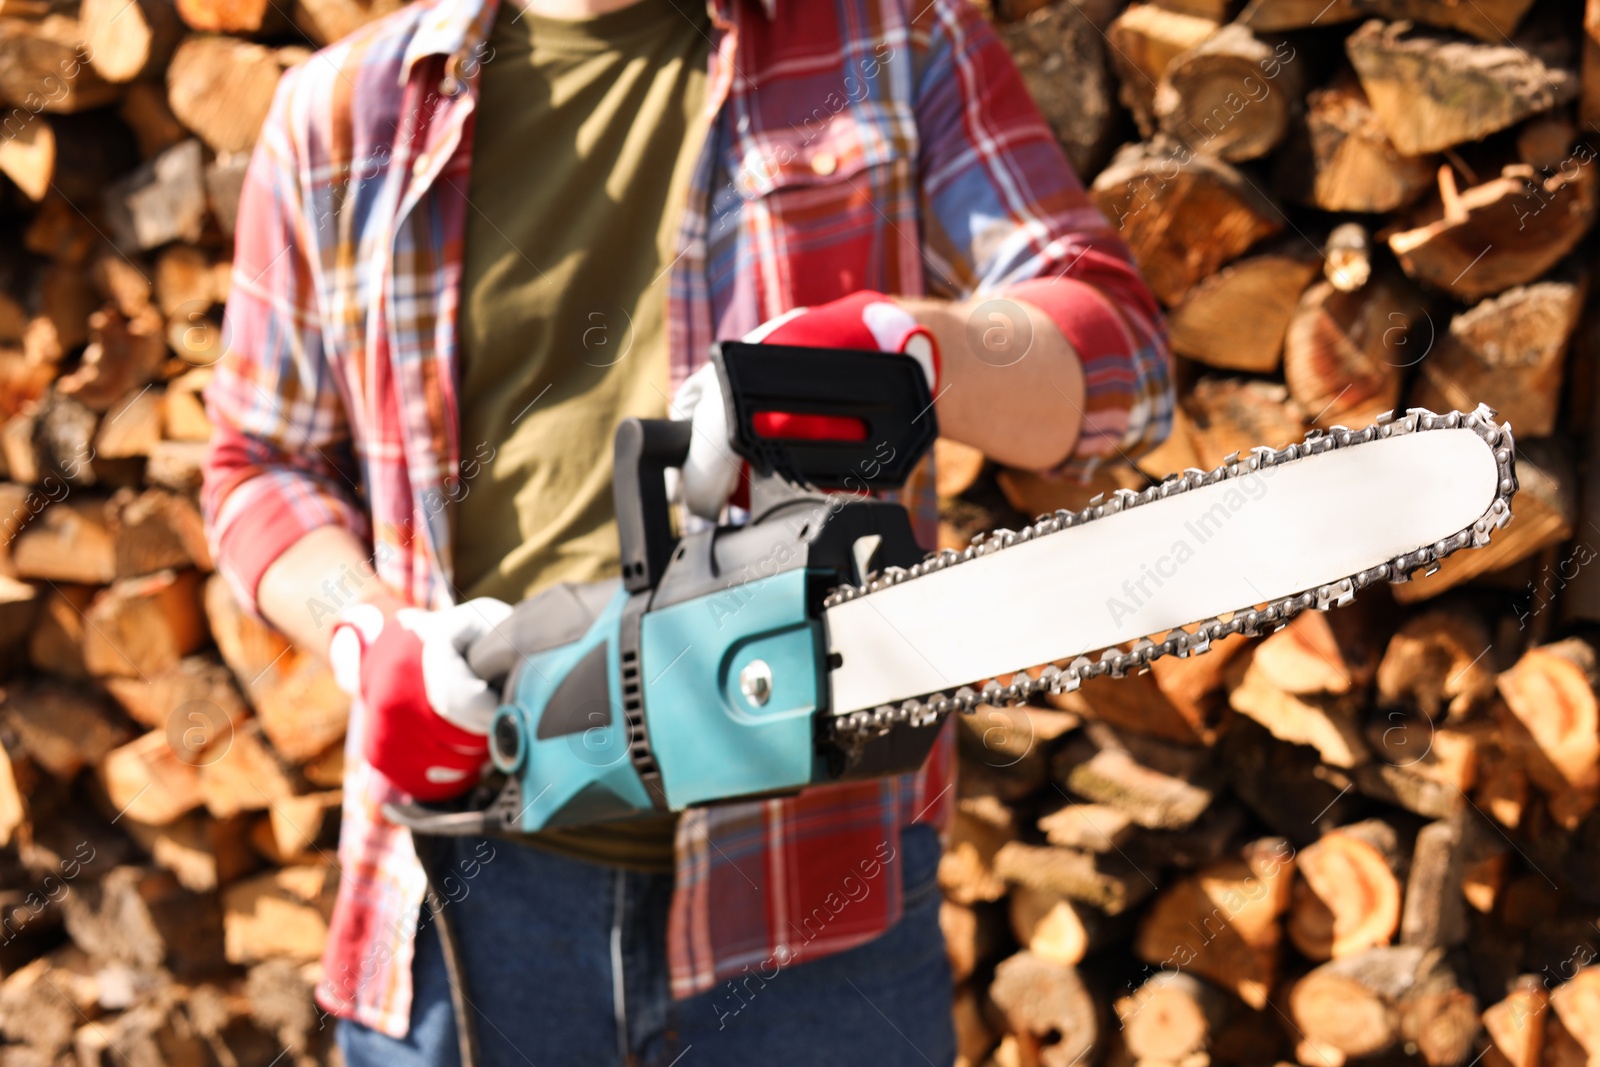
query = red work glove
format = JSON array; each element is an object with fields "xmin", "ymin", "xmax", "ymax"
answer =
[
  {"xmin": 328, "ymin": 593, "xmax": 513, "ymax": 800},
  {"xmin": 673, "ymin": 291, "xmax": 940, "ymax": 521}
]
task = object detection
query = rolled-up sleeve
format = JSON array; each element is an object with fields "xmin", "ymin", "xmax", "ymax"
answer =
[
  {"xmin": 202, "ymin": 66, "xmax": 369, "ymax": 615},
  {"xmin": 912, "ymin": 0, "xmax": 1173, "ymax": 472}
]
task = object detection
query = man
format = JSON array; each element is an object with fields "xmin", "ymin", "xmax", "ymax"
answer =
[{"xmin": 203, "ymin": 0, "xmax": 1172, "ymax": 1062}]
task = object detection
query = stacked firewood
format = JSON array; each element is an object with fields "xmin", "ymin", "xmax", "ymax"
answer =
[
  {"xmin": 0, "ymin": 0, "xmax": 1597, "ymax": 1062},
  {"xmin": 0, "ymin": 3, "xmax": 368, "ymax": 1062},
  {"xmin": 940, "ymin": 0, "xmax": 1600, "ymax": 1064}
]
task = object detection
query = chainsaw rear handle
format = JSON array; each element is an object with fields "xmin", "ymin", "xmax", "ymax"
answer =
[{"xmin": 615, "ymin": 418, "xmax": 694, "ymax": 594}]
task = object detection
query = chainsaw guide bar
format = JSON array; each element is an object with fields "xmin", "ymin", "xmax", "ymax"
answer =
[{"xmin": 822, "ymin": 404, "xmax": 1517, "ymax": 748}]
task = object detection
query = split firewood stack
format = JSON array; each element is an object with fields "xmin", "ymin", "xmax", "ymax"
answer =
[
  {"xmin": 940, "ymin": 0, "xmax": 1600, "ymax": 1064},
  {"xmin": 0, "ymin": 0, "xmax": 1596, "ymax": 1062}
]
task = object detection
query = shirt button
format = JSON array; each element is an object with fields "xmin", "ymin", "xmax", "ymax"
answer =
[{"xmin": 811, "ymin": 151, "xmax": 837, "ymax": 177}]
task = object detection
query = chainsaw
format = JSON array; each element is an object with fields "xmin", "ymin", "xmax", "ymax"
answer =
[{"xmin": 387, "ymin": 342, "xmax": 1517, "ymax": 836}]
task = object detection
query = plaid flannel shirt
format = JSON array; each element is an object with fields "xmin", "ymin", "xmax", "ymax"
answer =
[{"xmin": 202, "ymin": 0, "xmax": 1172, "ymax": 1038}]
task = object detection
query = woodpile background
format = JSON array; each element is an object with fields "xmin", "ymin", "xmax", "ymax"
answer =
[
  {"xmin": 941, "ymin": 0, "xmax": 1600, "ymax": 1065},
  {"xmin": 0, "ymin": 0, "xmax": 1597, "ymax": 1064}
]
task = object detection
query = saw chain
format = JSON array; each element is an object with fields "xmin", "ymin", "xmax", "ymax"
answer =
[{"xmin": 824, "ymin": 404, "xmax": 1517, "ymax": 748}]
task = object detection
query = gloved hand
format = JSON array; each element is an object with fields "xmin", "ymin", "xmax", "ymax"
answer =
[
  {"xmin": 673, "ymin": 291, "xmax": 940, "ymax": 521},
  {"xmin": 328, "ymin": 593, "xmax": 514, "ymax": 800}
]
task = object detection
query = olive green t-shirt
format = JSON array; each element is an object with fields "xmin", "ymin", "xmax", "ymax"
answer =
[{"xmin": 454, "ymin": 0, "xmax": 710, "ymax": 871}]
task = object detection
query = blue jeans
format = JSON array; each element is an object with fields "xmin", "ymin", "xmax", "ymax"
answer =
[{"xmin": 337, "ymin": 824, "xmax": 954, "ymax": 1067}]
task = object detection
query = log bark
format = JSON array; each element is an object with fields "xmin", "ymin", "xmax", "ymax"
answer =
[
  {"xmin": 1287, "ymin": 819, "xmax": 1405, "ymax": 961},
  {"xmin": 81, "ymin": 0, "xmax": 180, "ymax": 81},
  {"xmin": 102, "ymin": 138, "xmax": 208, "ymax": 252},
  {"xmin": 1053, "ymin": 732, "xmax": 1215, "ymax": 830},
  {"xmin": 1106, "ymin": 4, "xmax": 1220, "ymax": 136},
  {"xmin": 999, "ymin": 0, "xmax": 1119, "ymax": 176},
  {"xmin": 1399, "ymin": 818, "xmax": 1468, "ymax": 951},
  {"xmin": 1218, "ymin": 718, "xmax": 1363, "ymax": 841},
  {"xmin": 146, "ymin": 439, "xmax": 208, "ymax": 490},
  {"xmin": 1283, "ymin": 275, "xmax": 1411, "ymax": 430},
  {"xmin": 1276, "ymin": 72, "xmax": 1435, "ymax": 213},
  {"xmin": 61, "ymin": 864, "xmax": 226, "ymax": 975},
  {"xmin": 2, "ymin": 678, "xmax": 128, "ymax": 778},
  {"xmin": 995, "ymin": 462, "xmax": 1147, "ymax": 523},
  {"xmin": 988, "ymin": 951, "xmax": 1098, "ymax": 1067},
  {"xmin": 1166, "ymin": 246, "xmax": 1319, "ymax": 372},
  {"xmin": 1388, "ymin": 163, "xmax": 1598, "ymax": 302},
  {"xmin": 1089, "ymin": 136, "xmax": 1283, "ymax": 306},
  {"xmin": 165, "ymin": 34, "xmax": 290, "ymax": 154},
  {"xmin": 1410, "ymin": 277, "xmax": 1585, "ymax": 438},
  {"xmin": 993, "ymin": 841, "xmax": 1154, "ymax": 915},
  {"xmin": 205, "ymin": 150, "xmax": 250, "ymax": 235},
  {"xmin": 1154, "ymin": 25, "xmax": 1303, "ymax": 162},
  {"xmin": 1346, "ymin": 20, "xmax": 1577, "ymax": 155},
  {"xmin": 0, "ymin": 948, "xmax": 102, "ymax": 1057}
]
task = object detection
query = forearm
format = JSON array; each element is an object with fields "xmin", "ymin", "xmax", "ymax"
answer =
[
  {"xmin": 257, "ymin": 525, "xmax": 387, "ymax": 655},
  {"xmin": 897, "ymin": 295, "xmax": 1086, "ymax": 472}
]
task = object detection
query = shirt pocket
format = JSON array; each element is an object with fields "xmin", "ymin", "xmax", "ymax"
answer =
[{"xmin": 726, "ymin": 110, "xmax": 918, "ymax": 308}]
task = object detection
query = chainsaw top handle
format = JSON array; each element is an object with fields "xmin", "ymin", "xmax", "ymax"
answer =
[
  {"xmin": 711, "ymin": 341, "xmax": 937, "ymax": 494},
  {"xmin": 614, "ymin": 341, "xmax": 937, "ymax": 596}
]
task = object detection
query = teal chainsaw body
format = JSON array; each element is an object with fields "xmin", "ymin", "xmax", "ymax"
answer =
[{"xmin": 387, "ymin": 341, "xmax": 943, "ymax": 836}]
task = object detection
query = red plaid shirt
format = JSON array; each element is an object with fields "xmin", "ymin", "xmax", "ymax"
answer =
[{"xmin": 203, "ymin": 0, "xmax": 1172, "ymax": 1036}]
